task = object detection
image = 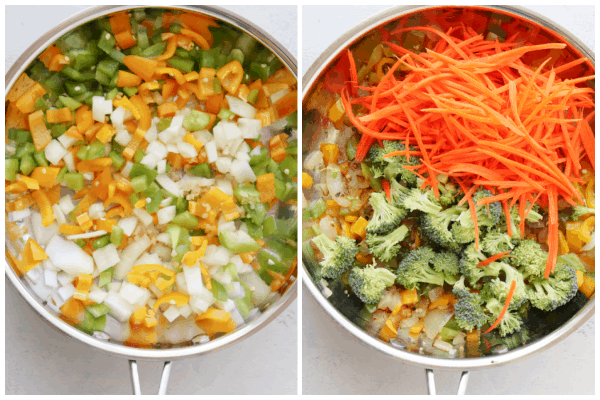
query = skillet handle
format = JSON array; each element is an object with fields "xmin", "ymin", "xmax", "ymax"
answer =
[
  {"xmin": 129, "ymin": 360, "xmax": 173, "ymax": 395},
  {"xmin": 425, "ymin": 369, "xmax": 470, "ymax": 395}
]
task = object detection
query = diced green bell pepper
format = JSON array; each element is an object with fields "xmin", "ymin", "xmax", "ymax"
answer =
[
  {"xmin": 65, "ymin": 172, "xmax": 85, "ymax": 191},
  {"xmin": 218, "ymin": 230, "xmax": 261, "ymax": 253},
  {"xmin": 171, "ymin": 211, "xmax": 199, "ymax": 229},
  {"xmin": 5, "ymin": 159, "xmax": 19, "ymax": 181},
  {"xmin": 93, "ymin": 235, "xmax": 111, "ymax": 249},
  {"xmin": 187, "ymin": 162, "xmax": 213, "ymax": 178},
  {"xmin": 19, "ymin": 155, "xmax": 36, "ymax": 176}
]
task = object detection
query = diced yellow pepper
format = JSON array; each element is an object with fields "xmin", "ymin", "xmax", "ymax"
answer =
[
  {"xmin": 224, "ymin": 211, "xmax": 241, "ymax": 221},
  {"xmin": 429, "ymin": 297, "xmax": 449, "ymax": 309},
  {"xmin": 155, "ymin": 275, "xmax": 174, "ymax": 291},
  {"xmin": 131, "ymin": 306, "xmax": 147, "ymax": 325},
  {"xmin": 580, "ymin": 276, "xmax": 595, "ymax": 298},
  {"xmin": 401, "ymin": 288, "xmax": 419, "ymax": 305},
  {"xmin": 302, "ymin": 172, "xmax": 313, "ymax": 189},
  {"xmin": 256, "ymin": 173, "xmax": 276, "ymax": 203},
  {"xmin": 409, "ymin": 320, "xmax": 424, "ymax": 334},
  {"xmin": 320, "ymin": 143, "xmax": 339, "ymax": 166},
  {"xmin": 200, "ymin": 187, "xmax": 233, "ymax": 211},
  {"xmin": 76, "ymin": 274, "xmax": 93, "ymax": 291},
  {"xmin": 328, "ymin": 97, "xmax": 345, "ymax": 124},
  {"xmin": 380, "ymin": 319, "xmax": 398, "ymax": 342},
  {"xmin": 96, "ymin": 124, "xmax": 116, "ymax": 143},
  {"xmin": 76, "ymin": 213, "xmax": 93, "ymax": 231},
  {"xmin": 557, "ymin": 230, "xmax": 569, "ymax": 256},
  {"xmin": 350, "ymin": 217, "xmax": 368, "ymax": 239},
  {"xmin": 127, "ymin": 272, "xmax": 151, "ymax": 288},
  {"xmin": 576, "ymin": 270, "xmax": 585, "ymax": 288},
  {"xmin": 184, "ymin": 133, "xmax": 203, "ymax": 152},
  {"xmin": 344, "ymin": 215, "xmax": 358, "ymax": 223},
  {"xmin": 466, "ymin": 330, "xmax": 480, "ymax": 343}
]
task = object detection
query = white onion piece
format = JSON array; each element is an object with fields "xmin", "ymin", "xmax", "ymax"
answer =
[
  {"xmin": 400, "ymin": 315, "xmax": 419, "ymax": 329},
  {"xmin": 44, "ymin": 140, "xmax": 68, "ymax": 165},
  {"xmin": 581, "ymin": 232, "xmax": 595, "ymax": 251},
  {"xmin": 237, "ymin": 118, "xmax": 262, "ymax": 139},
  {"xmin": 428, "ymin": 286, "xmax": 444, "ymax": 302},
  {"xmin": 156, "ymin": 174, "xmax": 183, "ymax": 197},
  {"xmin": 319, "ymin": 216, "xmax": 337, "ymax": 240},
  {"xmin": 423, "ymin": 309, "xmax": 454, "ymax": 340},
  {"xmin": 304, "ymin": 150, "xmax": 323, "ymax": 170},
  {"xmin": 114, "ymin": 235, "xmax": 151, "ymax": 280},
  {"xmin": 226, "ymin": 95, "xmax": 256, "ymax": 118},
  {"xmin": 46, "ymin": 235, "xmax": 94, "ymax": 276},
  {"xmin": 433, "ymin": 338, "xmax": 454, "ymax": 352}
]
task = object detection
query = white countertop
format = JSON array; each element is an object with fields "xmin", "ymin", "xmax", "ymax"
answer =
[
  {"xmin": 302, "ymin": 5, "xmax": 595, "ymax": 395},
  {"xmin": 5, "ymin": 5, "xmax": 297, "ymax": 395}
]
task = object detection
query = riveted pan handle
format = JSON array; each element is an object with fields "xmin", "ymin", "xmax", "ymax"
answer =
[
  {"xmin": 425, "ymin": 369, "xmax": 470, "ymax": 395},
  {"xmin": 129, "ymin": 360, "xmax": 173, "ymax": 395}
]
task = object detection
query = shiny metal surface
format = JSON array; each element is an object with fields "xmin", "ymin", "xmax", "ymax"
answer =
[
  {"xmin": 302, "ymin": 5, "xmax": 594, "ymax": 371},
  {"xmin": 6, "ymin": 5, "xmax": 297, "ymax": 363}
]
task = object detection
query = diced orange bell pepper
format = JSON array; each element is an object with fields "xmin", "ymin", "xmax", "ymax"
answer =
[
  {"xmin": 123, "ymin": 55, "xmax": 159, "ymax": 82},
  {"xmin": 198, "ymin": 68, "xmax": 216, "ymax": 99},
  {"xmin": 31, "ymin": 189, "xmax": 54, "ymax": 227},
  {"xmin": 153, "ymin": 292, "xmax": 190, "ymax": 310},
  {"xmin": 122, "ymin": 128, "xmax": 146, "ymax": 161},
  {"xmin": 129, "ymin": 95, "xmax": 152, "ymax": 130},
  {"xmin": 28, "ymin": 110, "xmax": 52, "ymax": 151},
  {"xmin": 104, "ymin": 194, "xmax": 133, "ymax": 215},
  {"xmin": 216, "ymin": 60, "xmax": 243, "ymax": 94},
  {"xmin": 302, "ymin": 172, "xmax": 313, "ymax": 189},
  {"xmin": 30, "ymin": 167, "xmax": 60, "ymax": 189},
  {"xmin": 256, "ymin": 173, "xmax": 276, "ymax": 203},
  {"xmin": 161, "ymin": 79, "xmax": 178, "ymax": 101},
  {"xmin": 75, "ymin": 105, "xmax": 94, "ymax": 134},
  {"xmin": 157, "ymin": 102, "xmax": 178, "ymax": 118},
  {"xmin": 15, "ymin": 83, "xmax": 47, "ymax": 114},
  {"xmin": 46, "ymin": 107, "xmax": 73, "ymax": 123},
  {"xmin": 401, "ymin": 289, "xmax": 419, "ymax": 305},
  {"xmin": 77, "ymin": 158, "xmax": 113, "ymax": 173}
]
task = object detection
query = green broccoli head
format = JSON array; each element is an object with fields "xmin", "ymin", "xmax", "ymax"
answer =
[
  {"xmin": 527, "ymin": 261, "xmax": 579, "ymax": 312},
  {"xmin": 485, "ymin": 298, "xmax": 524, "ymax": 337},
  {"xmin": 509, "ymin": 239, "xmax": 548, "ymax": 278},
  {"xmin": 495, "ymin": 205, "xmax": 522, "ymax": 241},
  {"xmin": 312, "ymin": 234, "xmax": 358, "ymax": 279},
  {"xmin": 459, "ymin": 243, "xmax": 502, "ymax": 285},
  {"xmin": 365, "ymin": 224, "xmax": 409, "ymax": 262},
  {"xmin": 389, "ymin": 178, "xmax": 410, "ymax": 206},
  {"xmin": 453, "ymin": 292, "xmax": 490, "ymax": 332},
  {"xmin": 395, "ymin": 246, "xmax": 445, "ymax": 290},
  {"xmin": 367, "ymin": 143, "xmax": 387, "ymax": 179},
  {"xmin": 438, "ymin": 182, "xmax": 459, "ymax": 207},
  {"xmin": 421, "ymin": 206, "xmax": 464, "ymax": 251},
  {"xmin": 430, "ymin": 251, "xmax": 460, "ymax": 283},
  {"xmin": 400, "ymin": 188, "xmax": 442, "ymax": 215},
  {"xmin": 480, "ymin": 231, "xmax": 515, "ymax": 255},
  {"xmin": 451, "ymin": 209, "xmax": 477, "ymax": 244},
  {"xmin": 472, "ymin": 189, "xmax": 503, "ymax": 227},
  {"xmin": 366, "ymin": 192, "xmax": 407, "ymax": 235},
  {"xmin": 452, "ymin": 275, "xmax": 472, "ymax": 298},
  {"xmin": 349, "ymin": 264, "xmax": 397, "ymax": 304},
  {"xmin": 479, "ymin": 262, "xmax": 528, "ymax": 309},
  {"xmin": 382, "ymin": 140, "xmax": 419, "ymax": 186},
  {"xmin": 571, "ymin": 205, "xmax": 595, "ymax": 220},
  {"xmin": 524, "ymin": 203, "xmax": 543, "ymax": 223}
]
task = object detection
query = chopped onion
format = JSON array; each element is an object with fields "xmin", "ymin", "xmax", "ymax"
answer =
[
  {"xmin": 146, "ymin": 140, "xmax": 168, "ymax": 160},
  {"xmin": 428, "ymin": 286, "xmax": 444, "ymax": 302},
  {"xmin": 110, "ymin": 106, "xmax": 125, "ymax": 128},
  {"xmin": 319, "ymin": 216, "xmax": 337, "ymax": 240},
  {"xmin": 304, "ymin": 150, "xmax": 323, "ymax": 170},
  {"xmin": 400, "ymin": 315, "xmax": 419, "ymax": 329},
  {"xmin": 92, "ymin": 96, "xmax": 112, "ymax": 122},
  {"xmin": 117, "ymin": 216, "xmax": 138, "ymax": 236},
  {"xmin": 202, "ymin": 245, "xmax": 231, "ymax": 266},
  {"xmin": 44, "ymin": 140, "xmax": 67, "ymax": 165},
  {"xmin": 177, "ymin": 141, "xmax": 198, "ymax": 158},
  {"xmin": 423, "ymin": 309, "xmax": 454, "ymax": 340},
  {"xmin": 237, "ymin": 118, "xmax": 262, "ymax": 139},
  {"xmin": 133, "ymin": 208, "xmax": 153, "ymax": 226},
  {"xmin": 66, "ymin": 230, "xmax": 107, "ymax": 240},
  {"xmin": 230, "ymin": 159, "xmax": 257, "ymax": 183},
  {"xmin": 31, "ymin": 211, "xmax": 58, "ymax": 245},
  {"xmin": 156, "ymin": 174, "xmax": 183, "ymax": 197},
  {"xmin": 104, "ymin": 292, "xmax": 135, "ymax": 322},
  {"xmin": 114, "ymin": 235, "xmax": 151, "ymax": 280},
  {"xmin": 157, "ymin": 205, "xmax": 176, "ymax": 225},
  {"xmin": 58, "ymin": 195, "xmax": 75, "ymax": 214},
  {"xmin": 581, "ymin": 232, "xmax": 595, "ymax": 251},
  {"xmin": 46, "ymin": 235, "xmax": 94, "ymax": 276},
  {"xmin": 204, "ymin": 141, "xmax": 218, "ymax": 163},
  {"xmin": 215, "ymin": 157, "xmax": 232, "ymax": 174},
  {"xmin": 57, "ymin": 133, "xmax": 77, "ymax": 149},
  {"xmin": 433, "ymin": 338, "xmax": 454, "ymax": 352},
  {"xmin": 92, "ymin": 244, "xmax": 120, "ymax": 272},
  {"xmin": 226, "ymin": 95, "xmax": 256, "ymax": 118}
]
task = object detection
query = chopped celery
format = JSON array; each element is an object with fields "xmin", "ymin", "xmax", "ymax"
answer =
[
  {"xmin": 262, "ymin": 216, "xmax": 276, "ymax": 237},
  {"xmin": 34, "ymin": 97, "xmax": 49, "ymax": 112},
  {"xmin": 75, "ymin": 239, "xmax": 86, "ymax": 247},
  {"xmin": 76, "ymin": 310, "xmax": 106, "ymax": 334},
  {"xmin": 15, "ymin": 142, "xmax": 36, "ymax": 158},
  {"xmin": 235, "ymin": 33, "xmax": 257, "ymax": 57},
  {"xmin": 346, "ymin": 137, "xmax": 358, "ymax": 161},
  {"xmin": 158, "ymin": 118, "xmax": 172, "ymax": 132},
  {"xmin": 8, "ymin": 129, "xmax": 32, "ymax": 144},
  {"xmin": 247, "ymin": 88, "xmax": 259, "ymax": 104},
  {"xmin": 274, "ymin": 179, "xmax": 297, "ymax": 202},
  {"xmin": 106, "ymin": 87, "xmax": 119, "ymax": 100},
  {"xmin": 87, "ymin": 141, "xmax": 106, "ymax": 160},
  {"xmin": 235, "ymin": 282, "xmax": 253, "ymax": 317},
  {"xmin": 171, "ymin": 211, "xmax": 199, "ymax": 229},
  {"xmin": 87, "ymin": 303, "xmax": 111, "ymax": 319},
  {"xmin": 244, "ymin": 219, "xmax": 264, "ymax": 239},
  {"xmin": 279, "ymin": 156, "xmax": 297, "ymax": 178},
  {"xmin": 109, "ymin": 151, "xmax": 125, "ymax": 170},
  {"xmin": 210, "ymin": 279, "xmax": 228, "ymax": 302},
  {"xmin": 56, "ymin": 165, "xmax": 68, "ymax": 184},
  {"xmin": 122, "ymin": 86, "xmax": 138, "ymax": 97},
  {"xmin": 187, "ymin": 163, "xmax": 213, "ymax": 178},
  {"xmin": 285, "ymin": 139, "xmax": 298, "ymax": 155},
  {"xmin": 5, "ymin": 159, "xmax": 19, "ymax": 181},
  {"xmin": 98, "ymin": 59, "xmax": 119, "ymax": 77},
  {"xmin": 145, "ymin": 193, "xmax": 162, "ymax": 214},
  {"xmin": 129, "ymin": 163, "xmax": 158, "ymax": 184},
  {"xmin": 19, "ymin": 155, "xmax": 36, "ymax": 176},
  {"xmin": 131, "ymin": 174, "xmax": 149, "ymax": 193},
  {"xmin": 77, "ymin": 146, "xmax": 89, "ymax": 161},
  {"xmin": 217, "ymin": 108, "xmax": 235, "ymax": 121},
  {"xmin": 93, "ymin": 235, "xmax": 111, "ymax": 249},
  {"xmin": 33, "ymin": 150, "xmax": 49, "ymax": 167},
  {"xmin": 182, "ymin": 110, "xmax": 210, "ymax": 131},
  {"xmin": 65, "ymin": 172, "xmax": 85, "ymax": 191},
  {"xmin": 174, "ymin": 47, "xmax": 191, "ymax": 59},
  {"xmin": 227, "ymin": 48, "xmax": 245, "ymax": 65},
  {"xmin": 174, "ymin": 197, "xmax": 189, "ymax": 214},
  {"xmin": 218, "ymin": 230, "xmax": 261, "ymax": 253},
  {"xmin": 110, "ymin": 226, "xmax": 124, "ymax": 247},
  {"xmin": 98, "ymin": 267, "xmax": 113, "ymax": 288}
]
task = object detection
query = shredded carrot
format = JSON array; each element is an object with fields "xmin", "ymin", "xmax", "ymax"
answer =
[
  {"xmin": 477, "ymin": 251, "xmax": 514, "ymax": 267},
  {"xmin": 340, "ymin": 25, "xmax": 594, "ymax": 275},
  {"xmin": 483, "ymin": 280, "xmax": 517, "ymax": 334},
  {"xmin": 381, "ymin": 179, "xmax": 391, "ymax": 202}
]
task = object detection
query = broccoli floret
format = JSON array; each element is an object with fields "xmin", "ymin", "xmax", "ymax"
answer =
[
  {"xmin": 389, "ymin": 177, "xmax": 410, "ymax": 206},
  {"xmin": 421, "ymin": 206, "xmax": 464, "ymax": 251},
  {"xmin": 527, "ymin": 261, "xmax": 578, "ymax": 311},
  {"xmin": 349, "ymin": 264, "xmax": 397, "ymax": 304},
  {"xmin": 480, "ymin": 231, "xmax": 515, "ymax": 255},
  {"xmin": 430, "ymin": 251, "xmax": 460, "ymax": 284},
  {"xmin": 438, "ymin": 182, "xmax": 459, "ymax": 207},
  {"xmin": 480, "ymin": 267, "xmax": 529, "ymax": 309},
  {"xmin": 571, "ymin": 205, "xmax": 595, "ymax": 220},
  {"xmin": 365, "ymin": 224, "xmax": 409, "ymax": 262},
  {"xmin": 312, "ymin": 234, "xmax": 358, "ymax": 279},
  {"xmin": 472, "ymin": 189, "xmax": 503, "ymax": 227},
  {"xmin": 485, "ymin": 298, "xmax": 524, "ymax": 337},
  {"xmin": 452, "ymin": 275, "xmax": 472, "ymax": 298},
  {"xmin": 496, "ymin": 205, "xmax": 522, "ymax": 241},
  {"xmin": 367, "ymin": 143, "xmax": 388, "ymax": 179},
  {"xmin": 459, "ymin": 242, "xmax": 502, "ymax": 285},
  {"xmin": 557, "ymin": 253, "xmax": 586, "ymax": 272},
  {"xmin": 451, "ymin": 209, "xmax": 477, "ymax": 244},
  {"xmin": 509, "ymin": 239, "xmax": 548, "ymax": 278},
  {"xmin": 382, "ymin": 140, "xmax": 419, "ymax": 186},
  {"xmin": 365, "ymin": 192, "xmax": 407, "ymax": 235},
  {"xmin": 395, "ymin": 246, "xmax": 445, "ymax": 290},
  {"xmin": 399, "ymin": 188, "xmax": 442, "ymax": 214},
  {"xmin": 453, "ymin": 292, "xmax": 490, "ymax": 332}
]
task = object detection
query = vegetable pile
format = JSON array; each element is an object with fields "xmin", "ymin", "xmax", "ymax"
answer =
[
  {"xmin": 303, "ymin": 14, "xmax": 594, "ymax": 356},
  {"xmin": 6, "ymin": 8, "xmax": 298, "ymax": 347}
]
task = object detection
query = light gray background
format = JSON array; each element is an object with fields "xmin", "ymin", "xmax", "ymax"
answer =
[
  {"xmin": 302, "ymin": 5, "xmax": 595, "ymax": 395},
  {"xmin": 5, "ymin": 5, "xmax": 297, "ymax": 395}
]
